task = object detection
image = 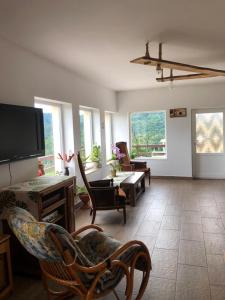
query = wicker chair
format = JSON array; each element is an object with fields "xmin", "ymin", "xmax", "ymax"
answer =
[
  {"xmin": 0, "ymin": 191, "xmax": 152, "ymax": 300},
  {"xmin": 116, "ymin": 142, "xmax": 151, "ymax": 185},
  {"xmin": 77, "ymin": 152, "xmax": 127, "ymax": 224}
]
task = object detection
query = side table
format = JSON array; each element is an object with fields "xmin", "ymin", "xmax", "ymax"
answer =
[{"xmin": 0, "ymin": 235, "xmax": 13, "ymax": 300}]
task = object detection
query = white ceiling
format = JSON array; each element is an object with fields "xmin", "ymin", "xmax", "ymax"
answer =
[{"xmin": 0, "ymin": 0, "xmax": 225, "ymax": 91}]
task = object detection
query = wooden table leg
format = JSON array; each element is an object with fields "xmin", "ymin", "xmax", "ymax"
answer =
[
  {"xmin": 130, "ymin": 185, "xmax": 136, "ymax": 207},
  {"xmin": 141, "ymin": 176, "xmax": 146, "ymax": 192}
]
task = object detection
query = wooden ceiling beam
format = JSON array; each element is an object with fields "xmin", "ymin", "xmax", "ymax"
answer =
[
  {"xmin": 156, "ymin": 73, "xmax": 217, "ymax": 82},
  {"xmin": 130, "ymin": 56, "xmax": 225, "ymax": 77}
]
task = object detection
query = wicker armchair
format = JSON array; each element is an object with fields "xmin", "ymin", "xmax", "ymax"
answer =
[
  {"xmin": 0, "ymin": 191, "xmax": 152, "ymax": 300},
  {"xmin": 77, "ymin": 152, "xmax": 127, "ymax": 224},
  {"xmin": 116, "ymin": 142, "xmax": 151, "ymax": 185}
]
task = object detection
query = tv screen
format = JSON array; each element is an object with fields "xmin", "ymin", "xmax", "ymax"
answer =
[{"xmin": 0, "ymin": 103, "xmax": 45, "ymax": 164}]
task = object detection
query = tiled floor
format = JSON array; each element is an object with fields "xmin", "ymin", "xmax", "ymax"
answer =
[{"xmin": 9, "ymin": 179, "xmax": 225, "ymax": 299}]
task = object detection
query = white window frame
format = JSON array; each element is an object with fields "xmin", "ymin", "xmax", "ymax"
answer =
[
  {"xmin": 79, "ymin": 106, "xmax": 101, "ymax": 172},
  {"xmin": 105, "ymin": 111, "xmax": 114, "ymax": 161},
  {"xmin": 79, "ymin": 107, "xmax": 94, "ymax": 159},
  {"xmin": 35, "ymin": 98, "xmax": 64, "ymax": 173}
]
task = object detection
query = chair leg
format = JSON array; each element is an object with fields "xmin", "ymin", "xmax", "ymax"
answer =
[
  {"xmin": 91, "ymin": 210, "xmax": 96, "ymax": 224},
  {"xmin": 90, "ymin": 208, "xmax": 93, "ymax": 216},
  {"xmin": 148, "ymin": 171, "xmax": 151, "ymax": 186},
  {"xmin": 123, "ymin": 207, "xmax": 126, "ymax": 224},
  {"xmin": 135, "ymin": 270, "xmax": 150, "ymax": 300}
]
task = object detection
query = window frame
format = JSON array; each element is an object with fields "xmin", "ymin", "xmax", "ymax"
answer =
[
  {"xmin": 104, "ymin": 111, "xmax": 114, "ymax": 162},
  {"xmin": 35, "ymin": 98, "xmax": 64, "ymax": 174},
  {"xmin": 129, "ymin": 110, "xmax": 167, "ymax": 160},
  {"xmin": 79, "ymin": 107, "xmax": 94, "ymax": 159},
  {"xmin": 79, "ymin": 106, "xmax": 101, "ymax": 172}
]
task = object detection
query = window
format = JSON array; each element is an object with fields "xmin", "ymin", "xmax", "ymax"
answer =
[
  {"xmin": 195, "ymin": 112, "xmax": 224, "ymax": 153},
  {"xmin": 79, "ymin": 106, "xmax": 101, "ymax": 169},
  {"xmin": 105, "ymin": 112, "xmax": 113, "ymax": 161},
  {"xmin": 35, "ymin": 100, "xmax": 63, "ymax": 175},
  {"xmin": 130, "ymin": 111, "xmax": 167, "ymax": 158},
  {"xmin": 79, "ymin": 109, "xmax": 93, "ymax": 159}
]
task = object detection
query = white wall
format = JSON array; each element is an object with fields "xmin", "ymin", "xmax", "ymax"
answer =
[
  {"xmin": 116, "ymin": 82, "xmax": 225, "ymax": 177},
  {"xmin": 0, "ymin": 37, "xmax": 117, "ymax": 188}
]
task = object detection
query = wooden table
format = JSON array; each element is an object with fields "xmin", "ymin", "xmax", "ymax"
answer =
[
  {"xmin": 106, "ymin": 171, "xmax": 146, "ymax": 207},
  {"xmin": 0, "ymin": 235, "xmax": 13, "ymax": 300},
  {"xmin": 120, "ymin": 172, "xmax": 145, "ymax": 206}
]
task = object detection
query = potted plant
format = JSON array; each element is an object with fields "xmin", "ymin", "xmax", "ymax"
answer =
[
  {"xmin": 90, "ymin": 145, "xmax": 101, "ymax": 168},
  {"xmin": 80, "ymin": 152, "xmax": 90, "ymax": 170},
  {"xmin": 76, "ymin": 185, "xmax": 90, "ymax": 209},
  {"xmin": 110, "ymin": 145, "xmax": 125, "ymax": 177},
  {"xmin": 130, "ymin": 148, "xmax": 137, "ymax": 159}
]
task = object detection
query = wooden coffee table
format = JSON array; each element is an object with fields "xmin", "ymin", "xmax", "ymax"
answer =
[{"xmin": 120, "ymin": 172, "xmax": 145, "ymax": 206}]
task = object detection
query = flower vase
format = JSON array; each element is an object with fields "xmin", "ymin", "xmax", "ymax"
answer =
[
  {"xmin": 111, "ymin": 169, "xmax": 117, "ymax": 177},
  {"xmin": 64, "ymin": 166, "xmax": 69, "ymax": 176}
]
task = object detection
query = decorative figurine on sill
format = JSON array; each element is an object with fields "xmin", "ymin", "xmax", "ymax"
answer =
[
  {"xmin": 37, "ymin": 160, "xmax": 45, "ymax": 176},
  {"xmin": 58, "ymin": 152, "xmax": 74, "ymax": 176}
]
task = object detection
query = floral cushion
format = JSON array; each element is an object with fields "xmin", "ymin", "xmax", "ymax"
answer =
[
  {"xmin": 78, "ymin": 231, "xmax": 147, "ymax": 292},
  {"xmin": 6, "ymin": 206, "xmax": 64, "ymax": 261}
]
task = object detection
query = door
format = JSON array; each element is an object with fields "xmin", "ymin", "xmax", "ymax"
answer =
[{"xmin": 192, "ymin": 108, "xmax": 225, "ymax": 178}]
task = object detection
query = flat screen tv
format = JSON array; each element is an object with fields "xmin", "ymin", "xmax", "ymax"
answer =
[{"xmin": 0, "ymin": 103, "xmax": 45, "ymax": 164}]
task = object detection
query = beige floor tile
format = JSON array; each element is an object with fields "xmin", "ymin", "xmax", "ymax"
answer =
[
  {"xmin": 151, "ymin": 248, "xmax": 178, "ymax": 280},
  {"xmin": 180, "ymin": 223, "xmax": 203, "ymax": 241},
  {"xmin": 150, "ymin": 198, "xmax": 167, "ymax": 209},
  {"xmin": 135, "ymin": 220, "xmax": 161, "ymax": 236},
  {"xmin": 217, "ymin": 202, "xmax": 225, "ymax": 212},
  {"xmin": 181, "ymin": 211, "xmax": 202, "ymax": 225},
  {"xmin": 145, "ymin": 277, "xmax": 176, "ymax": 300},
  {"xmin": 175, "ymin": 264, "xmax": 210, "ymax": 300},
  {"xmin": 204, "ymin": 233, "xmax": 225, "ymax": 255},
  {"xmin": 182, "ymin": 200, "xmax": 200, "ymax": 212},
  {"xmin": 211, "ymin": 285, "xmax": 225, "ymax": 300},
  {"xmin": 202, "ymin": 218, "xmax": 225, "ymax": 234},
  {"xmin": 156, "ymin": 229, "xmax": 180, "ymax": 250},
  {"xmin": 145, "ymin": 208, "xmax": 164, "ymax": 222},
  {"xmin": 178, "ymin": 240, "xmax": 207, "ymax": 267},
  {"xmin": 207, "ymin": 255, "xmax": 225, "ymax": 286},
  {"xmin": 201, "ymin": 205, "xmax": 220, "ymax": 218},
  {"xmin": 220, "ymin": 213, "xmax": 225, "ymax": 228},
  {"xmin": 175, "ymin": 286, "xmax": 210, "ymax": 300},
  {"xmin": 164, "ymin": 205, "xmax": 183, "ymax": 216},
  {"xmin": 199, "ymin": 198, "xmax": 216, "ymax": 207},
  {"xmin": 161, "ymin": 215, "xmax": 181, "ymax": 230}
]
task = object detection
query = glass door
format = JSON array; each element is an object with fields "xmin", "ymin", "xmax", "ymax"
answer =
[{"xmin": 192, "ymin": 109, "xmax": 225, "ymax": 178}]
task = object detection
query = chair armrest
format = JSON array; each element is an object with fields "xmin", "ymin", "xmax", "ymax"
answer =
[
  {"xmin": 130, "ymin": 160, "xmax": 147, "ymax": 168},
  {"xmin": 121, "ymin": 164, "xmax": 135, "ymax": 171},
  {"xmin": 109, "ymin": 240, "xmax": 150, "ymax": 261},
  {"xmin": 89, "ymin": 179, "xmax": 113, "ymax": 187},
  {"xmin": 71, "ymin": 225, "xmax": 103, "ymax": 238}
]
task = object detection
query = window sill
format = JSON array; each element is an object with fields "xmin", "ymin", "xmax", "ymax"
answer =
[
  {"xmin": 85, "ymin": 167, "xmax": 100, "ymax": 175},
  {"xmin": 134, "ymin": 156, "xmax": 167, "ymax": 160}
]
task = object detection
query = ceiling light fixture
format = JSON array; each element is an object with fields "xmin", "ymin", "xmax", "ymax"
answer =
[
  {"xmin": 156, "ymin": 43, "xmax": 163, "ymax": 76},
  {"xmin": 130, "ymin": 42, "xmax": 225, "ymax": 82}
]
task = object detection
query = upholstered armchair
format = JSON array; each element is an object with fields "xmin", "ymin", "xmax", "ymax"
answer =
[
  {"xmin": 0, "ymin": 191, "xmax": 151, "ymax": 300},
  {"xmin": 77, "ymin": 152, "xmax": 127, "ymax": 224},
  {"xmin": 116, "ymin": 142, "xmax": 151, "ymax": 185}
]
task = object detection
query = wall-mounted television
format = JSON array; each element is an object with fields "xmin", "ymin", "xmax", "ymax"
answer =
[{"xmin": 0, "ymin": 103, "xmax": 45, "ymax": 164}]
